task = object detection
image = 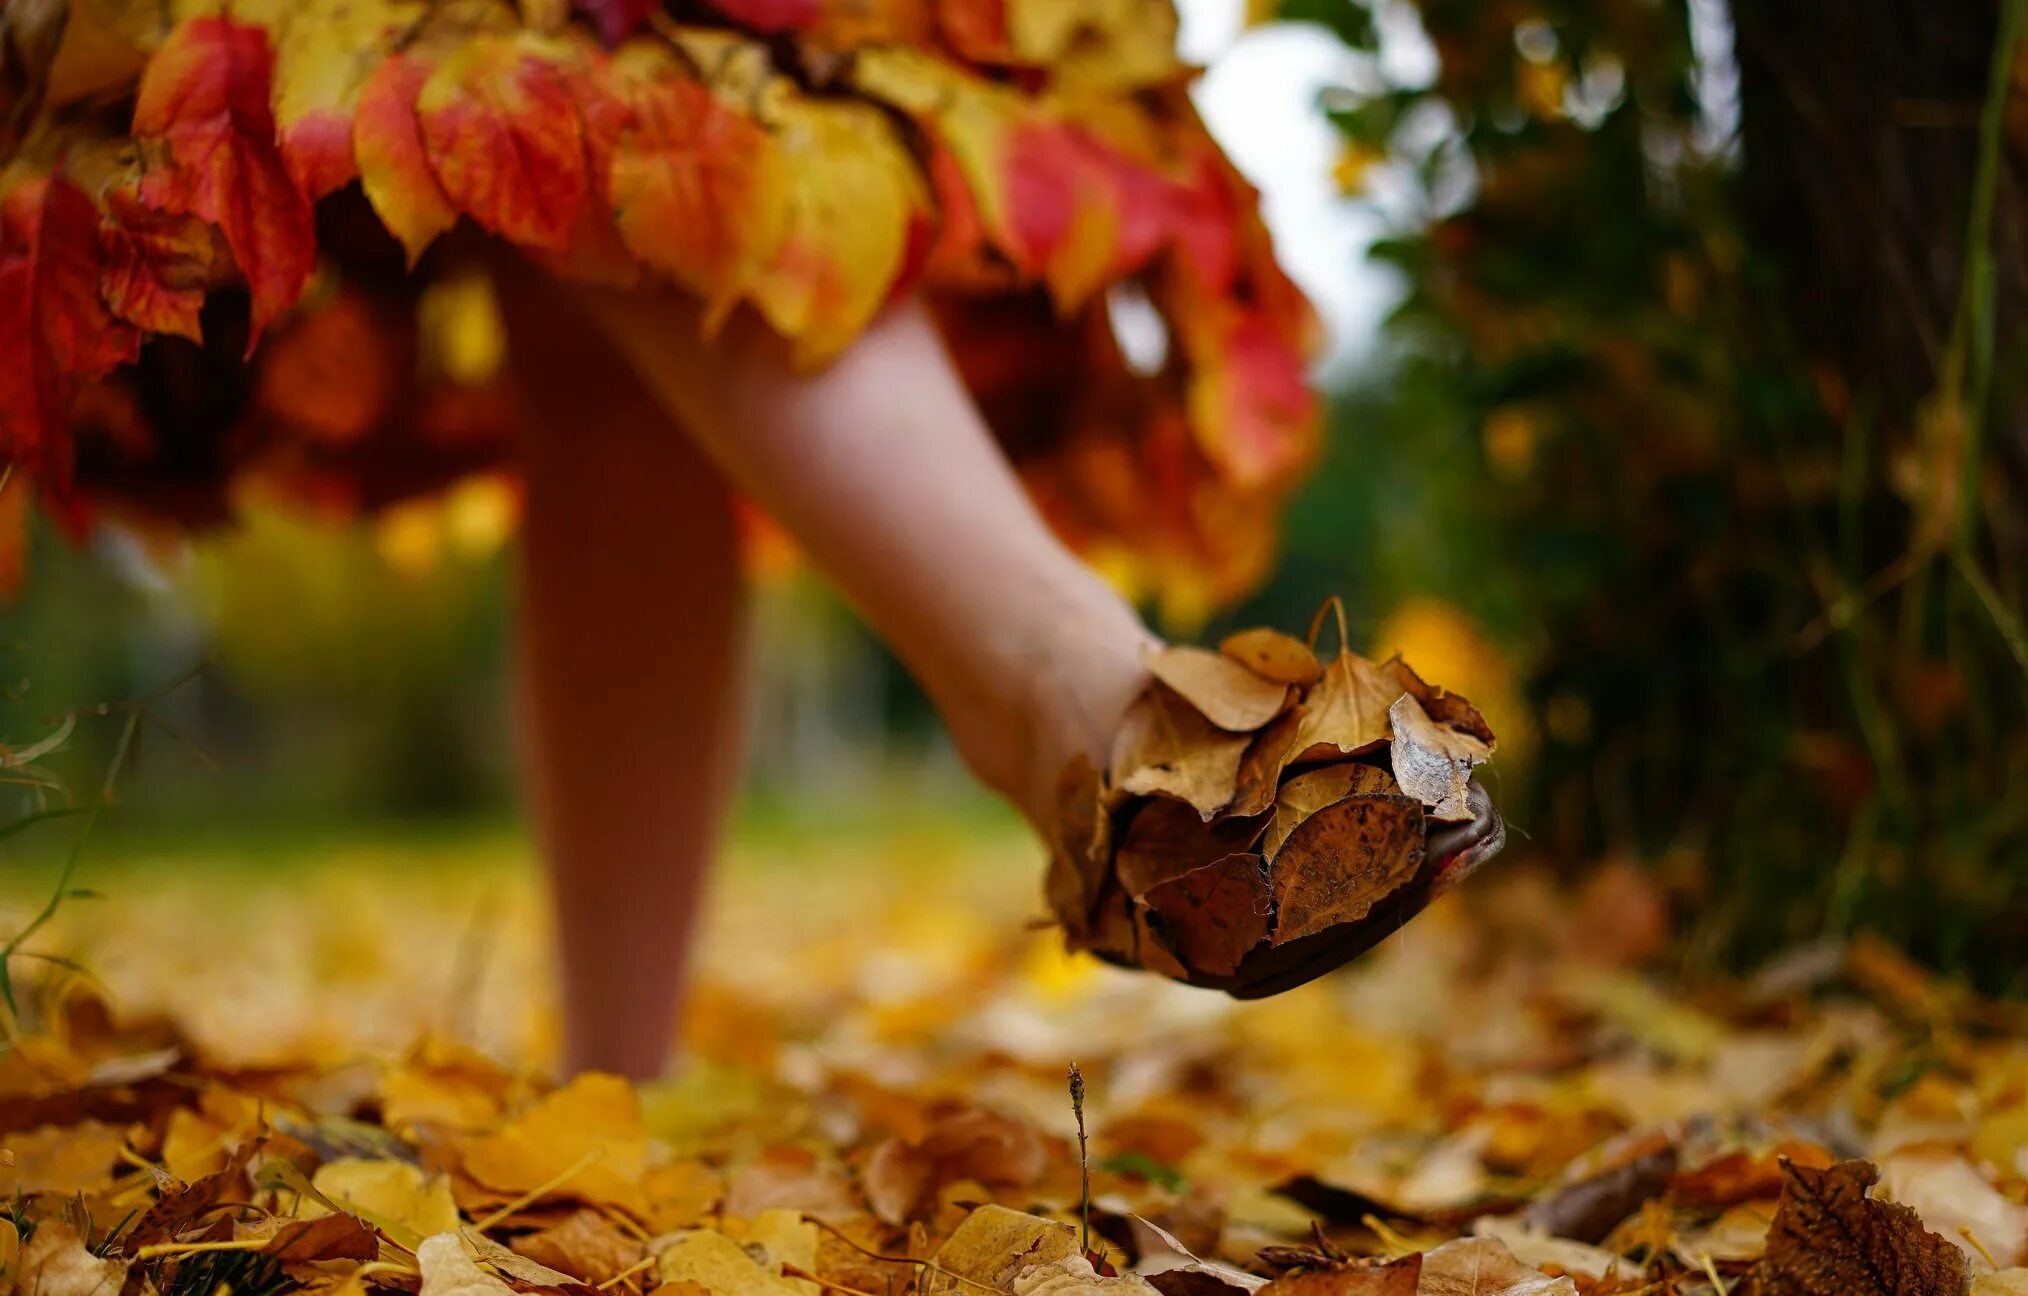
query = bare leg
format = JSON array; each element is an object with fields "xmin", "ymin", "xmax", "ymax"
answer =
[
  {"xmin": 504, "ymin": 277, "xmax": 748, "ymax": 1080},
  {"xmin": 567, "ymin": 290, "xmax": 1155, "ymax": 828}
]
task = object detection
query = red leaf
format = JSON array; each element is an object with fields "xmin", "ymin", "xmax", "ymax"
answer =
[
  {"xmin": 281, "ymin": 108, "xmax": 358, "ymax": 199},
  {"xmin": 100, "ymin": 189, "xmax": 216, "ymax": 342},
  {"xmin": 698, "ymin": 0, "xmax": 819, "ymax": 33},
  {"xmin": 0, "ymin": 176, "xmax": 138, "ymax": 476},
  {"xmin": 417, "ymin": 35, "xmax": 586, "ymax": 253},
  {"xmin": 572, "ymin": 0, "xmax": 659, "ymax": 44},
  {"xmin": 131, "ymin": 16, "xmax": 315, "ymax": 344}
]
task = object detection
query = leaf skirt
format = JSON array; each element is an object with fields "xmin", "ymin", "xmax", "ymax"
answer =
[{"xmin": 0, "ymin": 0, "xmax": 1321, "ymax": 607}]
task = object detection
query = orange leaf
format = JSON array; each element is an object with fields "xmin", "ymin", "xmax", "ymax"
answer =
[
  {"xmin": 132, "ymin": 16, "xmax": 315, "ymax": 343},
  {"xmin": 355, "ymin": 49, "xmax": 459, "ymax": 264},
  {"xmin": 417, "ymin": 33, "xmax": 587, "ymax": 252},
  {"xmin": 597, "ymin": 44, "xmax": 783, "ymax": 311},
  {"xmin": 271, "ymin": 0, "xmax": 427, "ymax": 199}
]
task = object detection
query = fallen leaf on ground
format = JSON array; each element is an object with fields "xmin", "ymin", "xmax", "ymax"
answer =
[
  {"xmin": 1414, "ymin": 1238, "xmax": 1576, "ymax": 1296},
  {"xmin": 1752, "ymin": 1158, "xmax": 1972, "ymax": 1296},
  {"xmin": 17, "ymin": 1221, "xmax": 129, "ymax": 1296}
]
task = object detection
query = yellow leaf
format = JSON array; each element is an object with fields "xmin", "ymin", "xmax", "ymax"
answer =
[
  {"xmin": 653, "ymin": 1229, "xmax": 803, "ymax": 1296},
  {"xmin": 419, "ymin": 1234, "xmax": 515, "ymax": 1296},
  {"xmin": 457, "ymin": 1072, "xmax": 647, "ymax": 1211},
  {"xmin": 313, "ymin": 1158, "xmax": 462, "ymax": 1249},
  {"xmin": 16, "ymin": 1222, "xmax": 129, "ymax": 1296}
]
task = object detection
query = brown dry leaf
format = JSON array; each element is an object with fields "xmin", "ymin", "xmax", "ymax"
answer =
[
  {"xmin": 513, "ymin": 1209, "xmax": 645, "ymax": 1284},
  {"xmin": 922, "ymin": 1205, "xmax": 1081, "ymax": 1296},
  {"xmin": 1219, "ymin": 629, "xmax": 1324, "ymax": 687},
  {"xmin": 1046, "ymin": 756, "xmax": 1110, "ymax": 938},
  {"xmin": 1, "ymin": 1216, "xmax": 19, "ymax": 1278},
  {"xmin": 1141, "ymin": 855, "xmax": 1270, "ymax": 978},
  {"xmin": 1387, "ymin": 695, "xmax": 1490, "ymax": 822},
  {"xmin": 862, "ymin": 1108, "xmax": 1049, "ymax": 1225},
  {"xmin": 458, "ymin": 1072, "xmax": 647, "ymax": 1211},
  {"xmin": 260, "ymin": 1213, "xmax": 381, "ymax": 1263},
  {"xmin": 1115, "ymin": 800, "xmax": 1265, "ymax": 900},
  {"xmin": 1752, "ymin": 1158, "xmax": 1972, "ymax": 1296},
  {"xmin": 1882, "ymin": 1148, "xmax": 2028, "ymax": 1271},
  {"xmin": 1268, "ymin": 794, "xmax": 1425, "ymax": 945},
  {"xmin": 0, "ymin": 1120, "xmax": 126, "ymax": 1195},
  {"xmin": 654, "ymin": 1228, "xmax": 805, "ymax": 1296},
  {"xmin": 1130, "ymin": 1215, "xmax": 1265, "ymax": 1296},
  {"xmin": 1975, "ymin": 1274, "xmax": 2028, "ymax": 1295},
  {"xmin": 1255, "ymin": 1257, "xmax": 1420, "ymax": 1296},
  {"xmin": 1143, "ymin": 646, "xmax": 1293, "ymax": 733},
  {"xmin": 1013, "ymin": 1257, "xmax": 1163, "ymax": 1296},
  {"xmin": 1227, "ymin": 710, "xmax": 1306, "ymax": 819},
  {"xmin": 1414, "ymin": 1238, "xmax": 1576, "ymax": 1296},
  {"xmin": 17, "ymin": 1221, "xmax": 129, "ymax": 1296},
  {"xmin": 1110, "ymin": 685, "xmax": 1251, "ymax": 819},
  {"xmin": 1262, "ymin": 765, "xmax": 1399, "ymax": 862},
  {"xmin": 1380, "ymin": 656, "xmax": 1496, "ymax": 746},
  {"xmin": 723, "ymin": 1148, "xmax": 856, "ymax": 1221},
  {"xmin": 313, "ymin": 1157, "xmax": 461, "ymax": 1250},
  {"xmin": 1289, "ymin": 652, "xmax": 1407, "ymax": 764},
  {"xmin": 419, "ymin": 1233, "xmax": 516, "ymax": 1296},
  {"xmin": 1132, "ymin": 908, "xmax": 1193, "ymax": 981},
  {"xmin": 465, "ymin": 1228, "xmax": 591, "ymax": 1289}
]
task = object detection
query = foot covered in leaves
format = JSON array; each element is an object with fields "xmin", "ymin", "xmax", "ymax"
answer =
[{"xmin": 1046, "ymin": 602, "xmax": 1505, "ymax": 998}]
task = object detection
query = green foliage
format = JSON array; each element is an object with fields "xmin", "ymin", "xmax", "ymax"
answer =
[{"xmin": 1282, "ymin": 0, "xmax": 2028, "ymax": 985}]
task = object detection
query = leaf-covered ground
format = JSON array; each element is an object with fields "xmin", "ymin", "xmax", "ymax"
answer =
[{"xmin": 4, "ymin": 828, "xmax": 2028, "ymax": 1296}]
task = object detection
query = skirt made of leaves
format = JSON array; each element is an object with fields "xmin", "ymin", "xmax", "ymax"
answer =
[{"xmin": 0, "ymin": 0, "xmax": 1321, "ymax": 609}]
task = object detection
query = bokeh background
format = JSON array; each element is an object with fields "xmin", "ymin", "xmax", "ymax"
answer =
[{"xmin": 6, "ymin": 0, "xmax": 2025, "ymax": 1000}]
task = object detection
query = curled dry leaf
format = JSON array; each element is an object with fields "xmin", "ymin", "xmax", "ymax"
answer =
[
  {"xmin": 512, "ymin": 1209, "xmax": 646, "ymax": 1284},
  {"xmin": 1288, "ymin": 651, "xmax": 1404, "ymax": 764},
  {"xmin": 1142, "ymin": 854, "xmax": 1270, "ymax": 978},
  {"xmin": 1262, "ymin": 765, "xmax": 1399, "ymax": 863},
  {"xmin": 1218, "ymin": 629, "xmax": 1324, "ymax": 687},
  {"xmin": 923, "ymin": 1205, "xmax": 1081, "ymax": 1296},
  {"xmin": 862, "ymin": 1107, "xmax": 1050, "ymax": 1224},
  {"xmin": 420, "ymin": 1234, "xmax": 516, "ymax": 1296},
  {"xmin": 1255, "ymin": 1256, "xmax": 1421, "ymax": 1296},
  {"xmin": 1387, "ymin": 695, "xmax": 1490, "ymax": 823},
  {"xmin": 1414, "ymin": 1238, "xmax": 1577, "ymax": 1296},
  {"xmin": 1752, "ymin": 1158, "xmax": 1972, "ymax": 1296},
  {"xmin": 1882, "ymin": 1148, "xmax": 2028, "ymax": 1272},
  {"xmin": 1143, "ymin": 645, "xmax": 1293, "ymax": 733},
  {"xmin": 1128, "ymin": 1214, "xmax": 1265, "ymax": 1296},
  {"xmin": 1269, "ymin": 794, "xmax": 1425, "ymax": 946},
  {"xmin": 17, "ymin": 1220, "xmax": 129, "ymax": 1296},
  {"xmin": 1110, "ymin": 684, "xmax": 1251, "ymax": 819},
  {"xmin": 1014, "ymin": 1257, "xmax": 1163, "ymax": 1296}
]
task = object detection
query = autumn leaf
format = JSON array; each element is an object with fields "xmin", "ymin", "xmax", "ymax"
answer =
[
  {"xmin": 267, "ymin": 0, "xmax": 425, "ymax": 199},
  {"xmin": 923, "ymin": 1206, "xmax": 1081, "ymax": 1296},
  {"xmin": 1288, "ymin": 650, "xmax": 1406, "ymax": 765},
  {"xmin": 1266, "ymin": 790, "xmax": 1424, "ymax": 945},
  {"xmin": 1141, "ymin": 853, "xmax": 1269, "ymax": 978},
  {"xmin": 419, "ymin": 1232, "xmax": 516, "ymax": 1296},
  {"xmin": 1256, "ymin": 1257, "xmax": 1420, "ymax": 1296},
  {"xmin": 16, "ymin": 1221, "xmax": 130, "ymax": 1296},
  {"xmin": 595, "ymin": 43, "xmax": 785, "ymax": 317},
  {"xmin": 313, "ymin": 1157, "xmax": 462, "ymax": 1251},
  {"xmin": 1109, "ymin": 683, "xmax": 1251, "ymax": 819},
  {"xmin": 100, "ymin": 190, "xmax": 218, "ymax": 341},
  {"xmin": 1752, "ymin": 1159, "xmax": 1972, "ymax": 1296},
  {"xmin": 1143, "ymin": 645, "xmax": 1291, "ymax": 732},
  {"xmin": 416, "ymin": 30, "xmax": 587, "ymax": 253},
  {"xmin": 1220, "ymin": 629, "xmax": 1324, "ymax": 687},
  {"xmin": 1387, "ymin": 694, "xmax": 1490, "ymax": 823},
  {"xmin": 355, "ymin": 49, "xmax": 460, "ymax": 264},
  {"xmin": 1261, "ymin": 764, "xmax": 1397, "ymax": 863},
  {"xmin": 742, "ymin": 90, "xmax": 928, "ymax": 364},
  {"xmin": 0, "ymin": 175, "xmax": 137, "ymax": 472},
  {"xmin": 131, "ymin": 16, "xmax": 314, "ymax": 341},
  {"xmin": 512, "ymin": 1209, "xmax": 644, "ymax": 1284},
  {"xmin": 260, "ymin": 1212, "xmax": 381, "ymax": 1263},
  {"xmin": 863, "ymin": 1107, "xmax": 1049, "ymax": 1225},
  {"xmin": 457, "ymin": 1071, "xmax": 647, "ymax": 1212}
]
